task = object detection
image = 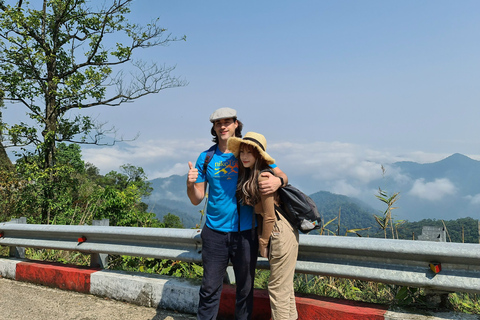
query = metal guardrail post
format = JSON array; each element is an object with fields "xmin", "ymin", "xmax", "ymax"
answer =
[
  {"xmin": 90, "ymin": 219, "xmax": 109, "ymax": 268},
  {"xmin": 424, "ymin": 289, "xmax": 450, "ymax": 309},
  {"xmin": 418, "ymin": 226, "xmax": 449, "ymax": 308},
  {"xmin": 8, "ymin": 217, "xmax": 26, "ymax": 259}
]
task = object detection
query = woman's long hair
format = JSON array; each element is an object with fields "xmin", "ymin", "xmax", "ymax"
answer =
[{"xmin": 236, "ymin": 143, "xmax": 270, "ymax": 206}]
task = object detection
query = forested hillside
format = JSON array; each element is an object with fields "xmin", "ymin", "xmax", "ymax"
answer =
[
  {"xmin": 308, "ymin": 191, "xmax": 378, "ymax": 236},
  {"xmin": 311, "ymin": 190, "xmax": 479, "ymax": 243},
  {"xmin": 388, "ymin": 217, "xmax": 479, "ymax": 243},
  {"xmin": 148, "ymin": 199, "xmax": 200, "ymax": 228}
]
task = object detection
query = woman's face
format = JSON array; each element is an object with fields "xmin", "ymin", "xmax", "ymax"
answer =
[{"xmin": 239, "ymin": 144, "xmax": 257, "ymax": 168}]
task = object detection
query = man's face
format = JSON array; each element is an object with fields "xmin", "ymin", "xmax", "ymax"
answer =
[{"xmin": 214, "ymin": 118, "xmax": 238, "ymax": 142}]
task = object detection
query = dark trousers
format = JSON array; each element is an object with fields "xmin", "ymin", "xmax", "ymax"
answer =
[{"xmin": 197, "ymin": 225, "xmax": 259, "ymax": 320}]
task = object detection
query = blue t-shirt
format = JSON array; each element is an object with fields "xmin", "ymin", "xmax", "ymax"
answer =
[{"xmin": 195, "ymin": 145, "xmax": 277, "ymax": 233}]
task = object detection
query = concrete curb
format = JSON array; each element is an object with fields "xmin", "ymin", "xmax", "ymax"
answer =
[
  {"xmin": 90, "ymin": 269, "xmax": 200, "ymax": 313},
  {"xmin": 16, "ymin": 260, "xmax": 99, "ymax": 293},
  {"xmin": 0, "ymin": 258, "xmax": 477, "ymax": 319},
  {"xmin": 0, "ymin": 257, "xmax": 200, "ymax": 314}
]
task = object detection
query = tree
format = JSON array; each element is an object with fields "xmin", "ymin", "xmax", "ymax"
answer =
[
  {"xmin": 12, "ymin": 142, "xmax": 89, "ymax": 224},
  {"xmin": 0, "ymin": 140, "xmax": 13, "ymax": 170},
  {"xmin": 162, "ymin": 213, "xmax": 184, "ymax": 229},
  {"xmin": 7, "ymin": 142, "xmax": 160, "ymax": 226},
  {"xmin": 99, "ymin": 164, "xmax": 152, "ymax": 197},
  {"xmin": 0, "ymin": 0, "xmax": 186, "ymax": 223},
  {"xmin": 0, "ymin": 111, "xmax": 14, "ymax": 171}
]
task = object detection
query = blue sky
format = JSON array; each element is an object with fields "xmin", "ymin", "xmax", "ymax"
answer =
[{"xmin": 5, "ymin": 0, "xmax": 480, "ymax": 219}]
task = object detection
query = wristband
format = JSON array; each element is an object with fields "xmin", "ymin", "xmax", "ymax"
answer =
[{"xmin": 278, "ymin": 176, "xmax": 284, "ymax": 187}]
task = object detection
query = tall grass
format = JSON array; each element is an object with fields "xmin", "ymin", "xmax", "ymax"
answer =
[
  {"xmin": 449, "ymin": 293, "xmax": 480, "ymax": 314},
  {"xmin": 254, "ymin": 269, "xmax": 479, "ymax": 314},
  {"xmin": 24, "ymin": 248, "xmax": 91, "ymax": 266}
]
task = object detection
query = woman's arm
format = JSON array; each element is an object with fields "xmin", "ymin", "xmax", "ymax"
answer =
[{"xmin": 258, "ymin": 174, "xmax": 276, "ymax": 258}]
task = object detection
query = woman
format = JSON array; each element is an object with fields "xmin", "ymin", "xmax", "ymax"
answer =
[{"xmin": 228, "ymin": 132, "xmax": 299, "ymax": 320}]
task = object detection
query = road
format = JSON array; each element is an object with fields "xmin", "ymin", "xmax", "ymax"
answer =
[
  {"xmin": 0, "ymin": 277, "xmax": 196, "ymax": 320},
  {"xmin": 2, "ymin": 276, "xmax": 478, "ymax": 320}
]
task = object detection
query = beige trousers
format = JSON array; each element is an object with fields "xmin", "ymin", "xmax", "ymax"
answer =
[{"xmin": 268, "ymin": 212, "xmax": 299, "ymax": 320}]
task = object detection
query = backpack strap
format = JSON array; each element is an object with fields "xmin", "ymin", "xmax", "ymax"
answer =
[
  {"xmin": 202, "ymin": 144, "xmax": 217, "ymax": 193},
  {"xmin": 236, "ymin": 199, "xmax": 241, "ymax": 233},
  {"xmin": 203, "ymin": 144, "xmax": 217, "ymax": 175},
  {"xmin": 260, "ymin": 168, "xmax": 274, "ymax": 176},
  {"xmin": 197, "ymin": 145, "xmax": 217, "ymax": 227},
  {"xmin": 275, "ymin": 203, "xmax": 294, "ymax": 227}
]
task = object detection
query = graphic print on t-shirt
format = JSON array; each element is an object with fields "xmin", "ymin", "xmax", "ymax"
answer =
[{"xmin": 214, "ymin": 158, "xmax": 238, "ymax": 179}]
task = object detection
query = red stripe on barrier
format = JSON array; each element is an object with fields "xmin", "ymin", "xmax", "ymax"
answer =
[
  {"xmin": 218, "ymin": 285, "xmax": 271, "ymax": 320},
  {"xmin": 296, "ymin": 294, "xmax": 388, "ymax": 320},
  {"xmin": 218, "ymin": 285, "xmax": 388, "ymax": 320},
  {"xmin": 16, "ymin": 261, "xmax": 100, "ymax": 293}
]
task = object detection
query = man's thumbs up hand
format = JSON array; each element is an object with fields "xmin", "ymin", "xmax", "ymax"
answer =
[{"xmin": 187, "ymin": 161, "xmax": 199, "ymax": 185}]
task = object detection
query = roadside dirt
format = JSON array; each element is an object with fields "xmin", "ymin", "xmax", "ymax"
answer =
[{"xmin": 0, "ymin": 277, "xmax": 196, "ymax": 320}]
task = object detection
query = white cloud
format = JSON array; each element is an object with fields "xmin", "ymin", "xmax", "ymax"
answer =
[
  {"xmin": 149, "ymin": 162, "xmax": 188, "ymax": 179},
  {"xmin": 82, "ymin": 138, "xmax": 210, "ymax": 178},
  {"xmin": 408, "ymin": 178, "xmax": 457, "ymax": 201},
  {"xmin": 389, "ymin": 169, "xmax": 412, "ymax": 185},
  {"xmin": 331, "ymin": 180, "xmax": 361, "ymax": 197},
  {"xmin": 465, "ymin": 194, "xmax": 480, "ymax": 205},
  {"xmin": 268, "ymin": 141, "xmax": 406, "ymax": 193},
  {"xmin": 81, "ymin": 138, "xmax": 465, "ymax": 205},
  {"xmin": 82, "ymin": 147, "xmax": 128, "ymax": 173},
  {"xmin": 399, "ymin": 151, "xmax": 450, "ymax": 164}
]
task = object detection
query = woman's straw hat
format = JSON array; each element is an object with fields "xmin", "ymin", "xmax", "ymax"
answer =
[{"xmin": 227, "ymin": 132, "xmax": 275, "ymax": 165}]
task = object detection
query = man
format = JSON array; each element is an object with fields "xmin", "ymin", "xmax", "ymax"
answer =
[{"xmin": 187, "ymin": 107, "xmax": 287, "ymax": 320}]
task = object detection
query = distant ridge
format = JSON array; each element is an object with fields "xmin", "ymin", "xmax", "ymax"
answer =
[
  {"xmin": 367, "ymin": 153, "xmax": 480, "ymax": 221},
  {"xmin": 146, "ymin": 177, "xmax": 378, "ymax": 231},
  {"xmin": 388, "ymin": 153, "xmax": 480, "ymax": 194},
  {"xmin": 146, "ymin": 153, "xmax": 480, "ymax": 226}
]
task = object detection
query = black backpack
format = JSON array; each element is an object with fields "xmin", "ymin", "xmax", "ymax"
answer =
[{"xmin": 275, "ymin": 184, "xmax": 322, "ymax": 234}]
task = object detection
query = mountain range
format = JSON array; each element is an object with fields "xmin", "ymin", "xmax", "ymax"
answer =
[
  {"xmin": 365, "ymin": 153, "xmax": 480, "ymax": 221},
  {"xmin": 144, "ymin": 153, "xmax": 479, "ymax": 229}
]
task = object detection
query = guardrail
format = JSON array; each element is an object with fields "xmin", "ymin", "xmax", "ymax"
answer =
[{"xmin": 1, "ymin": 218, "xmax": 479, "ymax": 294}]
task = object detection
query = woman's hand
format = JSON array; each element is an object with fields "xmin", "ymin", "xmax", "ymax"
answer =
[{"xmin": 259, "ymin": 246, "xmax": 269, "ymax": 258}]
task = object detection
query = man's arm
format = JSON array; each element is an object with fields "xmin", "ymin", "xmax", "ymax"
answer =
[
  {"xmin": 187, "ymin": 161, "xmax": 206, "ymax": 205},
  {"xmin": 259, "ymin": 166, "xmax": 288, "ymax": 195}
]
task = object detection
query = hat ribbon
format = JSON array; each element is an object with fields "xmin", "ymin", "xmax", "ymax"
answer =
[{"xmin": 243, "ymin": 137, "xmax": 265, "ymax": 151}]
